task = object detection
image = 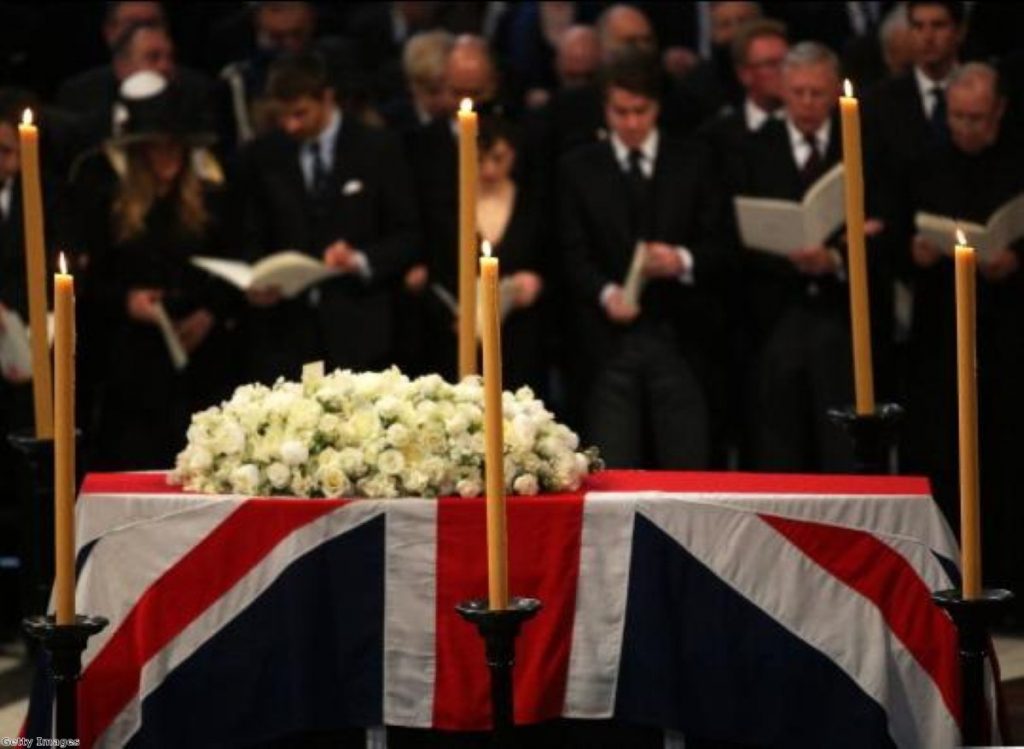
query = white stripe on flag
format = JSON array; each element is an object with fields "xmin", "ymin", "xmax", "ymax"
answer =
[
  {"xmin": 591, "ymin": 490, "xmax": 958, "ymax": 568},
  {"xmin": 563, "ymin": 494, "xmax": 637, "ymax": 718},
  {"xmin": 97, "ymin": 501, "xmax": 387, "ymax": 748},
  {"xmin": 383, "ymin": 500, "xmax": 438, "ymax": 727},
  {"xmin": 638, "ymin": 499, "xmax": 960, "ymax": 749},
  {"xmin": 76, "ymin": 500, "xmax": 241, "ymax": 670}
]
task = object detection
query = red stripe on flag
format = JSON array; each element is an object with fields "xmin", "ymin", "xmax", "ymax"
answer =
[
  {"xmin": 760, "ymin": 514, "xmax": 961, "ymax": 725},
  {"xmin": 77, "ymin": 498, "xmax": 344, "ymax": 746},
  {"xmin": 587, "ymin": 470, "xmax": 931, "ymax": 497},
  {"xmin": 81, "ymin": 472, "xmax": 187, "ymax": 495},
  {"xmin": 434, "ymin": 494, "xmax": 585, "ymax": 730}
]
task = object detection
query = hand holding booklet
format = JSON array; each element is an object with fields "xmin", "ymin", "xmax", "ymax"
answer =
[
  {"xmin": 914, "ymin": 193, "xmax": 1024, "ymax": 263},
  {"xmin": 734, "ymin": 163, "xmax": 846, "ymax": 256},
  {"xmin": 0, "ymin": 307, "xmax": 32, "ymax": 378},
  {"xmin": 621, "ymin": 241, "xmax": 647, "ymax": 308},
  {"xmin": 191, "ymin": 251, "xmax": 340, "ymax": 299}
]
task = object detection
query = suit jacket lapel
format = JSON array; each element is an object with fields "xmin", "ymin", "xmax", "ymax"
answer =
[{"xmin": 597, "ymin": 141, "xmax": 634, "ymax": 247}]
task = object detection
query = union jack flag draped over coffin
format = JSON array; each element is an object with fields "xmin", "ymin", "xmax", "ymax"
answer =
[{"xmin": 25, "ymin": 470, "xmax": 998, "ymax": 747}]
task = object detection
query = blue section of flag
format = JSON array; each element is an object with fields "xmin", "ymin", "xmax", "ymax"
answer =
[
  {"xmin": 614, "ymin": 514, "xmax": 897, "ymax": 748},
  {"xmin": 125, "ymin": 513, "xmax": 386, "ymax": 747}
]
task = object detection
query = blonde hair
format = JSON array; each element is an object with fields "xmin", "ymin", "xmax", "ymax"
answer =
[
  {"xmin": 403, "ymin": 30, "xmax": 454, "ymax": 87},
  {"xmin": 112, "ymin": 143, "xmax": 208, "ymax": 243}
]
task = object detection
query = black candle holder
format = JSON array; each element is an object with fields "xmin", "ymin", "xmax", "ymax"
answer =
[
  {"xmin": 456, "ymin": 597, "xmax": 542, "ymax": 747},
  {"xmin": 827, "ymin": 403, "xmax": 904, "ymax": 475},
  {"xmin": 8, "ymin": 429, "xmax": 55, "ymax": 618},
  {"xmin": 932, "ymin": 588, "xmax": 1014, "ymax": 746},
  {"xmin": 23, "ymin": 614, "xmax": 109, "ymax": 740}
]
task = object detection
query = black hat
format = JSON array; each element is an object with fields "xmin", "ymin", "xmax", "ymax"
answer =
[{"xmin": 107, "ymin": 71, "xmax": 216, "ymax": 149}]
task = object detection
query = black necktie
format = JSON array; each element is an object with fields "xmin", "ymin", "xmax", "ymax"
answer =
[
  {"xmin": 930, "ymin": 87, "xmax": 950, "ymax": 144},
  {"xmin": 307, "ymin": 141, "xmax": 328, "ymax": 197},
  {"xmin": 799, "ymin": 132, "xmax": 824, "ymax": 188},
  {"xmin": 625, "ymin": 148, "xmax": 650, "ymax": 238}
]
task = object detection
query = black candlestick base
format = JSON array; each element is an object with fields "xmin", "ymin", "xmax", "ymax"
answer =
[
  {"xmin": 8, "ymin": 429, "xmax": 55, "ymax": 619},
  {"xmin": 456, "ymin": 597, "xmax": 542, "ymax": 746},
  {"xmin": 827, "ymin": 403, "xmax": 904, "ymax": 474},
  {"xmin": 932, "ymin": 588, "xmax": 1014, "ymax": 746},
  {"xmin": 23, "ymin": 614, "xmax": 108, "ymax": 740}
]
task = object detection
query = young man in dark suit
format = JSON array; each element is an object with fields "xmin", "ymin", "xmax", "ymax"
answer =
[
  {"xmin": 729, "ymin": 41, "xmax": 858, "ymax": 472},
  {"xmin": 558, "ymin": 49, "xmax": 730, "ymax": 470},
  {"xmin": 236, "ymin": 51, "xmax": 418, "ymax": 383},
  {"xmin": 862, "ymin": 1, "xmax": 965, "ymax": 215}
]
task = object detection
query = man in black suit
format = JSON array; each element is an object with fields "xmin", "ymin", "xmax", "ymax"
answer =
[
  {"xmin": 900, "ymin": 64, "xmax": 1024, "ymax": 608},
  {"xmin": 863, "ymin": 1, "xmax": 965, "ymax": 219},
  {"xmin": 237, "ymin": 52, "xmax": 418, "ymax": 383},
  {"xmin": 56, "ymin": 19, "xmax": 218, "ymax": 151},
  {"xmin": 558, "ymin": 49, "xmax": 729, "ymax": 469},
  {"xmin": 699, "ymin": 19, "xmax": 788, "ymax": 173},
  {"xmin": 729, "ymin": 42, "xmax": 856, "ymax": 472}
]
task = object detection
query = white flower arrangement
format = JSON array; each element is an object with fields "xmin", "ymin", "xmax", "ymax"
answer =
[{"xmin": 170, "ymin": 367, "xmax": 602, "ymax": 499}]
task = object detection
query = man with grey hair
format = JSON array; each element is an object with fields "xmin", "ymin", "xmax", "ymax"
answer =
[
  {"xmin": 728, "ymin": 41, "xmax": 858, "ymax": 473},
  {"xmin": 901, "ymin": 64, "xmax": 1024, "ymax": 605}
]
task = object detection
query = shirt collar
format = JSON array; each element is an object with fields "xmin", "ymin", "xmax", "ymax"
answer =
[
  {"xmin": 308, "ymin": 106, "xmax": 342, "ymax": 157},
  {"xmin": 914, "ymin": 64, "xmax": 957, "ymax": 99},
  {"xmin": 744, "ymin": 98, "xmax": 776, "ymax": 131},
  {"xmin": 786, "ymin": 116, "xmax": 831, "ymax": 154},
  {"xmin": 0, "ymin": 178, "xmax": 12, "ymax": 218},
  {"xmin": 610, "ymin": 129, "xmax": 659, "ymax": 173}
]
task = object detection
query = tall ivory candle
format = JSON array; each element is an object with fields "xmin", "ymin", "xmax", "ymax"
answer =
[
  {"xmin": 480, "ymin": 241, "xmax": 508, "ymax": 610},
  {"xmin": 839, "ymin": 80, "xmax": 875, "ymax": 415},
  {"xmin": 458, "ymin": 98, "xmax": 479, "ymax": 379},
  {"xmin": 54, "ymin": 253, "xmax": 75, "ymax": 624},
  {"xmin": 954, "ymin": 232, "xmax": 981, "ymax": 599},
  {"xmin": 18, "ymin": 109, "xmax": 54, "ymax": 438}
]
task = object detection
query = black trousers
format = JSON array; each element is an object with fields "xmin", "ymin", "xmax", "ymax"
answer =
[
  {"xmin": 585, "ymin": 327, "xmax": 709, "ymax": 470},
  {"xmin": 747, "ymin": 304, "xmax": 855, "ymax": 473}
]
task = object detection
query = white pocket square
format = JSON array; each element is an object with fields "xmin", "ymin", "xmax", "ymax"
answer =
[{"xmin": 341, "ymin": 179, "xmax": 364, "ymax": 196}]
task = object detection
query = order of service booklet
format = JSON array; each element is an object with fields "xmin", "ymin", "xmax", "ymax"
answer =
[{"xmin": 734, "ymin": 163, "xmax": 846, "ymax": 256}]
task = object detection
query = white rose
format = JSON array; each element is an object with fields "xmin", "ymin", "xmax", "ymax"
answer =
[
  {"xmin": 349, "ymin": 409, "xmax": 382, "ymax": 442},
  {"xmin": 456, "ymin": 477, "xmax": 483, "ymax": 498},
  {"xmin": 318, "ymin": 413, "xmax": 342, "ymax": 439},
  {"xmin": 512, "ymin": 473, "xmax": 539, "ymax": 495},
  {"xmin": 290, "ymin": 471, "xmax": 314, "ymax": 497},
  {"xmin": 444, "ymin": 412, "xmax": 469, "ymax": 436},
  {"xmin": 230, "ymin": 464, "xmax": 261, "ymax": 495},
  {"xmin": 214, "ymin": 419, "xmax": 246, "ymax": 456},
  {"xmin": 386, "ymin": 423, "xmax": 411, "ymax": 448},
  {"xmin": 378, "ymin": 449, "xmax": 406, "ymax": 476},
  {"xmin": 359, "ymin": 474, "xmax": 399, "ymax": 498},
  {"xmin": 376, "ymin": 395, "xmax": 401, "ymax": 420},
  {"xmin": 401, "ymin": 468, "xmax": 429, "ymax": 494},
  {"xmin": 288, "ymin": 398, "xmax": 322, "ymax": 431},
  {"xmin": 338, "ymin": 447, "xmax": 368, "ymax": 477},
  {"xmin": 317, "ymin": 463, "xmax": 352, "ymax": 498},
  {"xmin": 188, "ymin": 446, "xmax": 213, "ymax": 472},
  {"xmin": 266, "ymin": 462, "xmax": 291, "ymax": 489},
  {"xmin": 279, "ymin": 439, "xmax": 309, "ymax": 466}
]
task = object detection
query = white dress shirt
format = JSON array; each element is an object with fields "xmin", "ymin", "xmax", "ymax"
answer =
[
  {"xmin": 785, "ymin": 117, "xmax": 832, "ymax": 170},
  {"xmin": 914, "ymin": 65, "xmax": 957, "ymax": 120},
  {"xmin": 744, "ymin": 98, "xmax": 779, "ymax": 132},
  {"xmin": 299, "ymin": 107, "xmax": 341, "ymax": 191},
  {"xmin": 599, "ymin": 130, "xmax": 695, "ymax": 308},
  {"xmin": 298, "ymin": 107, "xmax": 370, "ymax": 280},
  {"xmin": 0, "ymin": 178, "xmax": 12, "ymax": 222},
  {"xmin": 784, "ymin": 118, "xmax": 845, "ymax": 278}
]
